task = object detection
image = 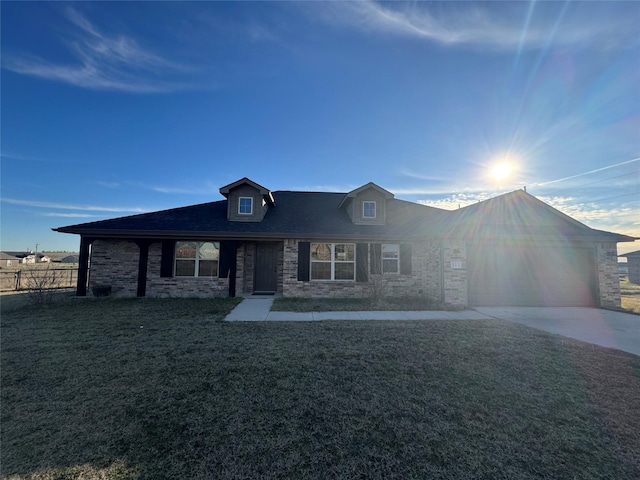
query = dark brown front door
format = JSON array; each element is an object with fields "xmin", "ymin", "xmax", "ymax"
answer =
[{"xmin": 254, "ymin": 242, "xmax": 279, "ymax": 292}]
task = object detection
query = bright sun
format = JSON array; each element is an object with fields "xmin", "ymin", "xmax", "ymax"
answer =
[{"xmin": 492, "ymin": 162, "xmax": 513, "ymax": 181}]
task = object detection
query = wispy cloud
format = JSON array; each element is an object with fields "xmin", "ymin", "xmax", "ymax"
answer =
[
  {"xmin": 149, "ymin": 185, "xmax": 214, "ymax": 195},
  {"xmin": 417, "ymin": 191, "xmax": 496, "ymax": 210},
  {"xmin": 3, "ymin": 7, "xmax": 196, "ymax": 92},
  {"xmin": 40, "ymin": 212, "xmax": 103, "ymax": 218},
  {"xmin": 534, "ymin": 157, "xmax": 640, "ymax": 187},
  {"xmin": 96, "ymin": 181, "xmax": 120, "ymax": 189},
  {"xmin": 2, "ymin": 197, "xmax": 148, "ymax": 213},
  {"xmin": 315, "ymin": 1, "xmax": 637, "ymax": 50},
  {"xmin": 541, "ymin": 195, "xmax": 640, "ymax": 237}
]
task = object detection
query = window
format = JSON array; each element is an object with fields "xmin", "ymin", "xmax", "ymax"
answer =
[
  {"xmin": 363, "ymin": 201, "xmax": 376, "ymax": 218},
  {"xmin": 382, "ymin": 244, "xmax": 399, "ymax": 273},
  {"xmin": 311, "ymin": 243, "xmax": 355, "ymax": 280},
  {"xmin": 238, "ymin": 197, "xmax": 253, "ymax": 215},
  {"xmin": 175, "ymin": 241, "xmax": 219, "ymax": 277}
]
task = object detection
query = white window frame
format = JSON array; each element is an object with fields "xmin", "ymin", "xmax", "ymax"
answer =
[
  {"xmin": 363, "ymin": 201, "xmax": 376, "ymax": 219},
  {"xmin": 238, "ymin": 197, "xmax": 253, "ymax": 215},
  {"xmin": 382, "ymin": 244, "xmax": 400, "ymax": 274},
  {"xmin": 310, "ymin": 243, "xmax": 356, "ymax": 281},
  {"xmin": 175, "ymin": 241, "xmax": 220, "ymax": 277}
]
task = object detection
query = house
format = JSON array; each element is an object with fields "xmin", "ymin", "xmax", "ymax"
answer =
[
  {"xmin": 619, "ymin": 250, "xmax": 640, "ymax": 284},
  {"xmin": 618, "ymin": 261, "xmax": 629, "ymax": 278},
  {"xmin": 21, "ymin": 253, "xmax": 50, "ymax": 264},
  {"xmin": 54, "ymin": 177, "xmax": 634, "ymax": 308},
  {"xmin": 0, "ymin": 252, "xmax": 20, "ymax": 268}
]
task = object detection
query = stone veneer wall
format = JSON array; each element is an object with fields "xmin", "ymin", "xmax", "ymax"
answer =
[
  {"xmin": 241, "ymin": 243, "xmax": 256, "ymax": 294},
  {"xmin": 442, "ymin": 241, "xmax": 467, "ymax": 306},
  {"xmin": 234, "ymin": 242, "xmax": 285, "ymax": 295},
  {"xmin": 90, "ymin": 239, "xmax": 229, "ymax": 298},
  {"xmin": 281, "ymin": 239, "xmax": 443, "ymax": 301},
  {"xmin": 596, "ymin": 242, "xmax": 622, "ymax": 308}
]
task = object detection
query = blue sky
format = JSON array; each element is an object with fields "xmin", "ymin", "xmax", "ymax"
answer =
[{"xmin": 1, "ymin": 1, "xmax": 638, "ymax": 254}]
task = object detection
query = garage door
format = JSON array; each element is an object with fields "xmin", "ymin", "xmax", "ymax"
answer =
[{"xmin": 467, "ymin": 245, "xmax": 597, "ymax": 307}]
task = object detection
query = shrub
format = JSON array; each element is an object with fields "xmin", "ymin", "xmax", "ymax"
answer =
[{"xmin": 24, "ymin": 266, "xmax": 58, "ymax": 305}]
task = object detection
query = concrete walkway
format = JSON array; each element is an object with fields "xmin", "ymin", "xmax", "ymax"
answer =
[{"xmin": 225, "ymin": 299, "xmax": 640, "ymax": 356}]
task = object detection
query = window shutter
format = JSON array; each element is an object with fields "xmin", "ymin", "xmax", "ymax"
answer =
[
  {"xmin": 400, "ymin": 243, "xmax": 412, "ymax": 275},
  {"xmin": 219, "ymin": 241, "xmax": 238, "ymax": 279},
  {"xmin": 297, "ymin": 242, "xmax": 310, "ymax": 281},
  {"xmin": 356, "ymin": 243, "xmax": 369, "ymax": 282},
  {"xmin": 370, "ymin": 243, "xmax": 382, "ymax": 275},
  {"xmin": 160, "ymin": 240, "xmax": 176, "ymax": 277}
]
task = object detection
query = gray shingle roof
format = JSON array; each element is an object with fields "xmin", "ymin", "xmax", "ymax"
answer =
[{"xmin": 53, "ymin": 189, "xmax": 634, "ymax": 243}]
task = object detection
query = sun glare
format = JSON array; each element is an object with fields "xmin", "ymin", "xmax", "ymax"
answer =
[{"xmin": 492, "ymin": 162, "xmax": 513, "ymax": 181}]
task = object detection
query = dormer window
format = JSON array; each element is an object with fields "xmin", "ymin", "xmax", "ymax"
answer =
[
  {"xmin": 238, "ymin": 197, "xmax": 253, "ymax": 215},
  {"xmin": 363, "ymin": 201, "xmax": 376, "ymax": 219}
]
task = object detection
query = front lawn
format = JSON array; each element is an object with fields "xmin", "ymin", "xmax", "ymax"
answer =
[
  {"xmin": 2, "ymin": 297, "xmax": 639, "ymax": 479},
  {"xmin": 272, "ymin": 296, "xmax": 463, "ymax": 312}
]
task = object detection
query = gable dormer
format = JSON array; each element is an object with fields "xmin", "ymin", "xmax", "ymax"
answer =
[
  {"xmin": 219, "ymin": 177, "xmax": 275, "ymax": 222},
  {"xmin": 338, "ymin": 182, "xmax": 394, "ymax": 225}
]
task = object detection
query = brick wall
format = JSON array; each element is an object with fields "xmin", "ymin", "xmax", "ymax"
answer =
[
  {"xmin": 89, "ymin": 240, "xmax": 228, "ymax": 298},
  {"xmin": 281, "ymin": 239, "xmax": 442, "ymax": 300},
  {"xmin": 442, "ymin": 241, "xmax": 467, "ymax": 306},
  {"xmin": 89, "ymin": 239, "xmax": 139, "ymax": 296},
  {"xmin": 596, "ymin": 242, "xmax": 622, "ymax": 308},
  {"xmin": 235, "ymin": 242, "xmax": 284, "ymax": 295}
]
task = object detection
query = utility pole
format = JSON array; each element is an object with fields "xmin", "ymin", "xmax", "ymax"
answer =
[{"xmin": 34, "ymin": 243, "xmax": 39, "ymax": 264}]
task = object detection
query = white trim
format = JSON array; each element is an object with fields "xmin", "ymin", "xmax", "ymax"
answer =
[
  {"xmin": 238, "ymin": 197, "xmax": 253, "ymax": 215},
  {"xmin": 363, "ymin": 201, "xmax": 376, "ymax": 219},
  {"xmin": 310, "ymin": 242, "xmax": 356, "ymax": 281},
  {"xmin": 382, "ymin": 243, "xmax": 400, "ymax": 274},
  {"xmin": 175, "ymin": 241, "xmax": 220, "ymax": 277}
]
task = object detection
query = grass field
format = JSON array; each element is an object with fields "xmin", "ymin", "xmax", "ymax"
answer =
[{"xmin": 2, "ymin": 296, "xmax": 639, "ymax": 479}]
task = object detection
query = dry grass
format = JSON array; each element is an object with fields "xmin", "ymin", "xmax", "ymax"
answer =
[
  {"xmin": 620, "ymin": 278, "xmax": 640, "ymax": 314},
  {"xmin": 2, "ymin": 297, "xmax": 639, "ymax": 479},
  {"xmin": 272, "ymin": 296, "xmax": 464, "ymax": 312}
]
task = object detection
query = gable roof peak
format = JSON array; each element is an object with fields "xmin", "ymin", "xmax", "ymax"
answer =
[
  {"xmin": 219, "ymin": 177, "xmax": 270, "ymax": 196},
  {"xmin": 219, "ymin": 177, "xmax": 275, "ymax": 206},
  {"xmin": 338, "ymin": 182, "xmax": 394, "ymax": 208}
]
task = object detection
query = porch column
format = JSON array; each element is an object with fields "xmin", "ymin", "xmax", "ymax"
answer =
[
  {"xmin": 135, "ymin": 240, "xmax": 151, "ymax": 297},
  {"xmin": 76, "ymin": 236, "xmax": 94, "ymax": 296}
]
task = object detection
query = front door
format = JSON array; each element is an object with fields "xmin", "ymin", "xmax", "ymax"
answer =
[{"xmin": 254, "ymin": 242, "xmax": 279, "ymax": 292}]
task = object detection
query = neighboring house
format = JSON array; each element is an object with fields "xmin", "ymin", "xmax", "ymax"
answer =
[
  {"xmin": 0, "ymin": 252, "xmax": 20, "ymax": 267},
  {"xmin": 619, "ymin": 250, "xmax": 640, "ymax": 284},
  {"xmin": 21, "ymin": 254, "xmax": 50, "ymax": 264},
  {"xmin": 54, "ymin": 177, "xmax": 635, "ymax": 308},
  {"xmin": 618, "ymin": 262, "xmax": 629, "ymax": 278},
  {"xmin": 60, "ymin": 255, "xmax": 80, "ymax": 263}
]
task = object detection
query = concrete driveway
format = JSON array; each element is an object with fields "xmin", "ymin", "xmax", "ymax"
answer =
[{"xmin": 475, "ymin": 307, "xmax": 640, "ymax": 356}]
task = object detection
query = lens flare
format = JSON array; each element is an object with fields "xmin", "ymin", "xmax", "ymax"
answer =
[{"xmin": 492, "ymin": 162, "xmax": 513, "ymax": 181}]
